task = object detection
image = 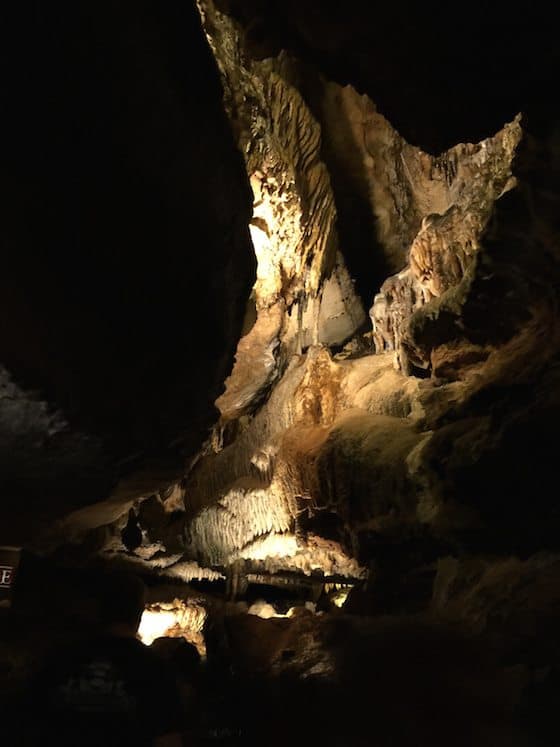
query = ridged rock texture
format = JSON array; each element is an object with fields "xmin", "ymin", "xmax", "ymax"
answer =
[
  {"xmin": 128, "ymin": 1, "xmax": 557, "ymax": 584},
  {"xmin": 56, "ymin": 3, "xmax": 560, "ymax": 597},
  {"xmin": 2, "ymin": 3, "xmax": 560, "ymax": 743}
]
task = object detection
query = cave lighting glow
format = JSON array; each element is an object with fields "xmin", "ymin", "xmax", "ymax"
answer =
[
  {"xmin": 248, "ymin": 600, "xmax": 318, "ymax": 619},
  {"xmin": 137, "ymin": 608, "xmax": 179, "ymax": 646},
  {"xmin": 237, "ymin": 532, "xmax": 299, "ymax": 561},
  {"xmin": 247, "ymin": 169, "xmax": 304, "ymax": 306},
  {"xmin": 137, "ymin": 600, "xmax": 207, "ymax": 649},
  {"xmin": 249, "ymin": 222, "xmax": 278, "ymax": 302},
  {"xmin": 248, "ymin": 599, "xmax": 289, "ymax": 619},
  {"xmin": 324, "ymin": 583, "xmax": 353, "ymax": 608},
  {"xmin": 331, "ymin": 588, "xmax": 351, "ymax": 608}
]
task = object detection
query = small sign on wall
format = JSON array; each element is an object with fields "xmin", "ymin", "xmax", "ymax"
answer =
[{"xmin": 0, "ymin": 546, "xmax": 21, "ymax": 608}]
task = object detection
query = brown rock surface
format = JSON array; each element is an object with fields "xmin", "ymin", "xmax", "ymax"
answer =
[{"xmin": 1, "ymin": 5, "xmax": 559, "ymax": 743}]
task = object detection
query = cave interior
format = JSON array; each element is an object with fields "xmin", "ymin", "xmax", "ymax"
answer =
[{"xmin": 1, "ymin": 1, "xmax": 559, "ymax": 745}]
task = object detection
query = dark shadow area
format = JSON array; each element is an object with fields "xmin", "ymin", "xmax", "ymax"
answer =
[
  {"xmin": 217, "ymin": 0, "xmax": 559, "ymax": 152},
  {"xmin": 0, "ymin": 0, "xmax": 255, "ymax": 537}
]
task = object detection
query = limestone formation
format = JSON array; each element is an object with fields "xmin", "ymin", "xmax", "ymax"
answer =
[
  {"xmin": 2, "ymin": 4, "xmax": 559, "ymax": 743},
  {"xmin": 368, "ymin": 116, "xmax": 522, "ymax": 373}
]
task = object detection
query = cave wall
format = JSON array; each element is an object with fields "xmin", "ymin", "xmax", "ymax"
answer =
[
  {"xmin": 1, "ymin": 0, "xmax": 255, "ymax": 542},
  {"xmin": 57, "ymin": 3, "xmax": 560, "ymax": 603},
  {"xmin": 198, "ymin": 0, "xmax": 367, "ymax": 424},
  {"xmin": 1, "ymin": 3, "xmax": 560, "ymax": 743}
]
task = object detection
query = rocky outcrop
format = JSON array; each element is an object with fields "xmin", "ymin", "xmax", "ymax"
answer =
[
  {"xmin": 368, "ymin": 117, "xmax": 522, "ymax": 373},
  {"xmin": 2, "ymin": 3, "xmax": 560, "ymax": 745},
  {"xmin": 65, "ymin": 7, "xmax": 558, "ymax": 626},
  {"xmin": 23, "ymin": 6, "xmax": 557, "ymax": 625},
  {"xmin": 176, "ymin": 348, "xmax": 425, "ymax": 573},
  {"xmin": 197, "ymin": 0, "xmax": 366, "ymax": 424},
  {"xmin": 60, "ymin": 349, "xmax": 421, "ymax": 582}
]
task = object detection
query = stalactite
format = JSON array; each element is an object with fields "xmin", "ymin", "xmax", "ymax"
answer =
[
  {"xmin": 184, "ymin": 486, "xmax": 295, "ymax": 567},
  {"xmin": 368, "ymin": 116, "xmax": 523, "ymax": 371}
]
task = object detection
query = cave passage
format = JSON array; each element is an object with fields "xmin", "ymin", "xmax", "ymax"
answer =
[{"xmin": 1, "ymin": 1, "xmax": 559, "ymax": 745}]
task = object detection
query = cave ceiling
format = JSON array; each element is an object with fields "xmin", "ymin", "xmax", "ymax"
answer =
[{"xmin": 1, "ymin": 1, "xmax": 559, "ymax": 619}]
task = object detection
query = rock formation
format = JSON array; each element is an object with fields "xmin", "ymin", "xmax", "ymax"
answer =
[{"xmin": 1, "ymin": 2, "xmax": 559, "ymax": 744}]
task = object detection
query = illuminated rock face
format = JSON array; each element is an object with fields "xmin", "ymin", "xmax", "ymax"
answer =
[
  {"xmin": 149, "ymin": 0, "xmax": 551, "ymax": 588},
  {"xmin": 70, "ymin": 3, "xmax": 559, "ymax": 610},
  {"xmin": 369, "ymin": 117, "xmax": 522, "ymax": 374},
  {"xmin": 199, "ymin": 2, "xmax": 338, "ymax": 310},
  {"xmin": 1, "ymin": 5, "xmax": 560, "ymax": 743},
  {"xmin": 12, "ymin": 6, "xmax": 551, "ymax": 625},
  {"xmin": 138, "ymin": 599, "xmax": 206, "ymax": 654},
  {"xmin": 4, "ymin": 0, "xmax": 559, "ymax": 674},
  {"xmin": 198, "ymin": 0, "xmax": 367, "ymax": 420}
]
